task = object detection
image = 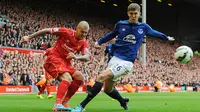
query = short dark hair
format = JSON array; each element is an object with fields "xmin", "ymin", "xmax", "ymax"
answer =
[{"xmin": 127, "ymin": 3, "xmax": 141, "ymax": 12}]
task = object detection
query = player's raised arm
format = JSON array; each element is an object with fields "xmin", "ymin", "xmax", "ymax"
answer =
[
  {"xmin": 20, "ymin": 28, "xmax": 52, "ymax": 43},
  {"xmin": 20, "ymin": 28, "xmax": 69, "ymax": 43},
  {"xmin": 145, "ymin": 24, "xmax": 175, "ymax": 41}
]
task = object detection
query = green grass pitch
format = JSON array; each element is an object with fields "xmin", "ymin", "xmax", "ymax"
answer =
[{"xmin": 0, "ymin": 92, "xmax": 200, "ymax": 112}]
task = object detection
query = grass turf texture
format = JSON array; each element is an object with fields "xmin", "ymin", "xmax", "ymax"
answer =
[{"xmin": 0, "ymin": 92, "xmax": 200, "ymax": 112}]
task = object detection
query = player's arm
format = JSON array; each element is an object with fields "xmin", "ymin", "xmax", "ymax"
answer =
[
  {"xmin": 20, "ymin": 28, "xmax": 52, "ymax": 42},
  {"xmin": 20, "ymin": 28, "xmax": 68, "ymax": 43},
  {"xmin": 96, "ymin": 22, "xmax": 119, "ymax": 46},
  {"xmin": 145, "ymin": 24, "xmax": 175, "ymax": 41},
  {"xmin": 77, "ymin": 41, "xmax": 92, "ymax": 61},
  {"xmin": 67, "ymin": 41, "xmax": 92, "ymax": 61},
  {"xmin": 76, "ymin": 53, "xmax": 90, "ymax": 61},
  {"xmin": 67, "ymin": 51, "xmax": 91, "ymax": 62}
]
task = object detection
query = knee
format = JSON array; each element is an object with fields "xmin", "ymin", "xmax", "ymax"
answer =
[
  {"xmin": 74, "ymin": 74, "xmax": 84, "ymax": 81},
  {"xmin": 72, "ymin": 71, "xmax": 84, "ymax": 81},
  {"xmin": 97, "ymin": 74, "xmax": 105, "ymax": 82},
  {"xmin": 59, "ymin": 72, "xmax": 73, "ymax": 82}
]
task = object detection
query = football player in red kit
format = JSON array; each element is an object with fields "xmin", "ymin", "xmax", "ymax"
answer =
[{"xmin": 21, "ymin": 21, "xmax": 91, "ymax": 111}]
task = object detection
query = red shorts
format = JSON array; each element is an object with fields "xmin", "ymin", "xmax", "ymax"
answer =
[{"xmin": 44, "ymin": 55, "xmax": 76, "ymax": 79}]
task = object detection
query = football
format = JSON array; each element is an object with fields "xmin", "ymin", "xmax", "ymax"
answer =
[{"xmin": 174, "ymin": 46, "xmax": 193, "ymax": 64}]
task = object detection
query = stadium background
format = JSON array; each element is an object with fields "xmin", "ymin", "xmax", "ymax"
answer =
[
  {"xmin": 0, "ymin": 0, "xmax": 200, "ymax": 93},
  {"xmin": 0, "ymin": 0, "xmax": 200, "ymax": 112}
]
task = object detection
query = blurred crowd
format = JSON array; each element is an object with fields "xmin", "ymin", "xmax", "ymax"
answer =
[{"xmin": 0, "ymin": 0, "xmax": 199, "ymax": 87}]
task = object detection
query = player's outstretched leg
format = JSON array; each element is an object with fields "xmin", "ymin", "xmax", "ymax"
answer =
[
  {"xmin": 104, "ymin": 79, "xmax": 130, "ymax": 110},
  {"xmin": 106, "ymin": 88, "xmax": 130, "ymax": 110},
  {"xmin": 71, "ymin": 81, "xmax": 103, "ymax": 112},
  {"xmin": 72, "ymin": 69, "xmax": 113, "ymax": 112}
]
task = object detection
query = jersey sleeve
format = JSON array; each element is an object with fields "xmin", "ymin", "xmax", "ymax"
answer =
[
  {"xmin": 51, "ymin": 28, "xmax": 69, "ymax": 37},
  {"xmin": 144, "ymin": 24, "xmax": 168, "ymax": 40}
]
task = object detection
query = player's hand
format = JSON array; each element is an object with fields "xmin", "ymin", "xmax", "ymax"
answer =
[
  {"xmin": 94, "ymin": 42, "xmax": 101, "ymax": 49},
  {"xmin": 67, "ymin": 52, "xmax": 77, "ymax": 59},
  {"xmin": 20, "ymin": 36, "xmax": 31, "ymax": 43},
  {"xmin": 167, "ymin": 36, "xmax": 175, "ymax": 41}
]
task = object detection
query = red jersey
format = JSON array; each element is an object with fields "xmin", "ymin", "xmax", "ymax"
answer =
[{"xmin": 49, "ymin": 28, "xmax": 89, "ymax": 61}]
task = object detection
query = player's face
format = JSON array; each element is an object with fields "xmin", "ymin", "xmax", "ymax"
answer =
[
  {"xmin": 76, "ymin": 28, "xmax": 89, "ymax": 40},
  {"xmin": 127, "ymin": 10, "xmax": 140, "ymax": 24}
]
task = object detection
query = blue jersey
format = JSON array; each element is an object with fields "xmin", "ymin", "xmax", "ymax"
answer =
[{"xmin": 98, "ymin": 20, "xmax": 168, "ymax": 62}]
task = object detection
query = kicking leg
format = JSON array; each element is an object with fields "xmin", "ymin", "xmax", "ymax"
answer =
[
  {"xmin": 72, "ymin": 69, "xmax": 113, "ymax": 112},
  {"xmin": 104, "ymin": 79, "xmax": 129, "ymax": 110}
]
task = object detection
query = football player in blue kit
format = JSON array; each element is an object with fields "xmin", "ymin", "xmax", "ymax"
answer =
[{"xmin": 72, "ymin": 3, "xmax": 174, "ymax": 112}]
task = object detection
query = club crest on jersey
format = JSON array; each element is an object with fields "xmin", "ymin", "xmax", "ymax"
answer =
[
  {"xmin": 123, "ymin": 34, "xmax": 137, "ymax": 44},
  {"xmin": 138, "ymin": 28, "xmax": 143, "ymax": 34}
]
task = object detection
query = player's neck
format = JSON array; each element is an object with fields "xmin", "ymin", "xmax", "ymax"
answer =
[
  {"xmin": 129, "ymin": 19, "xmax": 138, "ymax": 24},
  {"xmin": 74, "ymin": 32, "xmax": 79, "ymax": 40}
]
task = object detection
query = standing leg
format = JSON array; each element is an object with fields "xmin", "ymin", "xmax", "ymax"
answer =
[
  {"xmin": 52, "ymin": 72, "xmax": 72, "ymax": 111},
  {"xmin": 62, "ymin": 71, "xmax": 83, "ymax": 107}
]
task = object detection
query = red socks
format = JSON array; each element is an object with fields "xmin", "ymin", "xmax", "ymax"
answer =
[
  {"xmin": 38, "ymin": 85, "xmax": 46, "ymax": 95},
  {"xmin": 62, "ymin": 80, "xmax": 82, "ymax": 104},
  {"xmin": 56, "ymin": 80, "xmax": 70, "ymax": 104}
]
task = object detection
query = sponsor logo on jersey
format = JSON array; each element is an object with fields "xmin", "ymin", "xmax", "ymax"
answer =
[{"xmin": 123, "ymin": 34, "xmax": 137, "ymax": 44}]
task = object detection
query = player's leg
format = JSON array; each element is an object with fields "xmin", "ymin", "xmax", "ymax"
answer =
[
  {"xmin": 104, "ymin": 79, "xmax": 129, "ymax": 110},
  {"xmin": 56, "ymin": 72, "xmax": 72, "ymax": 104},
  {"xmin": 72, "ymin": 69, "xmax": 113, "ymax": 112},
  {"xmin": 45, "ymin": 72, "xmax": 54, "ymax": 99},
  {"xmin": 36, "ymin": 84, "xmax": 45, "ymax": 99},
  {"xmin": 44, "ymin": 59, "xmax": 73, "ymax": 111},
  {"xmin": 154, "ymin": 86, "xmax": 158, "ymax": 92},
  {"xmin": 36, "ymin": 79, "xmax": 46, "ymax": 99},
  {"xmin": 44, "ymin": 64, "xmax": 72, "ymax": 111},
  {"xmin": 72, "ymin": 56, "xmax": 133, "ymax": 112},
  {"xmin": 52, "ymin": 72, "xmax": 72, "ymax": 111},
  {"xmin": 46, "ymin": 79, "xmax": 53, "ymax": 99},
  {"xmin": 62, "ymin": 70, "xmax": 84, "ymax": 107},
  {"xmin": 86, "ymin": 85, "xmax": 92, "ymax": 93}
]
